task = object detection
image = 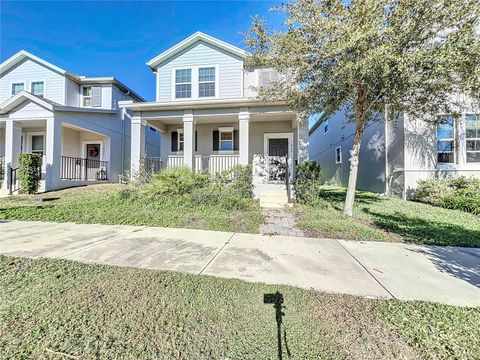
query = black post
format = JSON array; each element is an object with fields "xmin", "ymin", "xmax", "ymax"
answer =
[{"xmin": 84, "ymin": 158, "xmax": 88, "ymax": 181}]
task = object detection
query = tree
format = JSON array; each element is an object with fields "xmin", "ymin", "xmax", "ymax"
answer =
[{"xmin": 246, "ymin": 0, "xmax": 480, "ymax": 216}]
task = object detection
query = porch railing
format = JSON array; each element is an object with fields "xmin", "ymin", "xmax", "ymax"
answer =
[
  {"xmin": 0, "ymin": 155, "xmax": 4, "ymax": 182},
  {"xmin": 61, "ymin": 156, "xmax": 108, "ymax": 181},
  {"xmin": 143, "ymin": 154, "xmax": 239, "ymax": 175},
  {"xmin": 9, "ymin": 167, "xmax": 19, "ymax": 194}
]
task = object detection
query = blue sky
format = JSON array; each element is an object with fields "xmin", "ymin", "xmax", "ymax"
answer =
[{"xmin": 1, "ymin": 1, "xmax": 283, "ymax": 101}]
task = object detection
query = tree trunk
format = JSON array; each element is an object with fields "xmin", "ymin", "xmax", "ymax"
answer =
[{"xmin": 344, "ymin": 87, "xmax": 367, "ymax": 217}]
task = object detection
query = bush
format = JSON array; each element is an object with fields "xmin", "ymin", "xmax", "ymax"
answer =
[
  {"xmin": 416, "ymin": 176, "xmax": 480, "ymax": 215},
  {"xmin": 295, "ymin": 161, "xmax": 323, "ymax": 204},
  {"xmin": 144, "ymin": 167, "xmax": 209, "ymax": 196},
  {"xmin": 18, "ymin": 153, "xmax": 42, "ymax": 194},
  {"xmin": 214, "ymin": 165, "xmax": 253, "ymax": 198}
]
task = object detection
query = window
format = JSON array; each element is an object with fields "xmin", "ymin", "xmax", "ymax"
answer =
[
  {"xmin": 198, "ymin": 67, "xmax": 216, "ymax": 97},
  {"xmin": 31, "ymin": 135, "xmax": 44, "ymax": 155},
  {"xmin": 11, "ymin": 82, "xmax": 24, "ymax": 96},
  {"xmin": 175, "ymin": 69, "xmax": 192, "ymax": 99},
  {"xmin": 31, "ymin": 81, "xmax": 44, "ymax": 97},
  {"xmin": 178, "ymin": 131, "xmax": 184, "ymax": 151},
  {"xmin": 466, "ymin": 114, "xmax": 480, "ymax": 163},
  {"xmin": 324, "ymin": 119, "xmax": 329, "ymax": 134},
  {"xmin": 437, "ymin": 116, "xmax": 455, "ymax": 163},
  {"xmin": 82, "ymin": 86, "xmax": 92, "ymax": 107},
  {"xmin": 335, "ymin": 146, "xmax": 342, "ymax": 164},
  {"xmin": 220, "ymin": 130, "xmax": 233, "ymax": 151},
  {"xmin": 148, "ymin": 126, "xmax": 157, "ymax": 134}
]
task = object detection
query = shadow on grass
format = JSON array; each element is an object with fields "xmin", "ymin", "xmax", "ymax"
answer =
[
  {"xmin": 264, "ymin": 292, "xmax": 290, "ymax": 360},
  {"xmin": 363, "ymin": 209, "xmax": 480, "ymax": 248},
  {"xmin": 408, "ymin": 246, "xmax": 480, "ymax": 289},
  {"xmin": 317, "ymin": 188, "xmax": 383, "ymax": 206}
]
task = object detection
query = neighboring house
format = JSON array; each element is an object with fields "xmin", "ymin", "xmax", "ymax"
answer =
[
  {"xmin": 309, "ymin": 98, "xmax": 480, "ymax": 198},
  {"xmin": 0, "ymin": 50, "xmax": 160, "ymax": 194},
  {"xmin": 121, "ymin": 32, "xmax": 309, "ymax": 198}
]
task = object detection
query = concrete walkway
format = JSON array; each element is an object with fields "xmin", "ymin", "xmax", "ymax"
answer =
[{"xmin": 1, "ymin": 220, "xmax": 479, "ymax": 307}]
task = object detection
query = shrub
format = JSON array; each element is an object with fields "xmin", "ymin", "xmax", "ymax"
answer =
[
  {"xmin": 416, "ymin": 176, "xmax": 480, "ymax": 215},
  {"xmin": 144, "ymin": 167, "xmax": 209, "ymax": 197},
  {"xmin": 214, "ymin": 165, "xmax": 253, "ymax": 198},
  {"xmin": 18, "ymin": 153, "xmax": 42, "ymax": 194},
  {"xmin": 295, "ymin": 161, "xmax": 323, "ymax": 204}
]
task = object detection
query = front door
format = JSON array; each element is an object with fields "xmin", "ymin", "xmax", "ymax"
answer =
[
  {"xmin": 267, "ymin": 138, "xmax": 288, "ymax": 181},
  {"xmin": 86, "ymin": 143, "xmax": 101, "ymax": 161},
  {"xmin": 268, "ymin": 138, "xmax": 288, "ymax": 157}
]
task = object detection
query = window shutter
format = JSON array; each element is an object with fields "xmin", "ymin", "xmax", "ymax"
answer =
[
  {"xmin": 195, "ymin": 131, "xmax": 198, "ymax": 152},
  {"xmin": 91, "ymin": 86, "xmax": 102, "ymax": 107},
  {"xmin": 213, "ymin": 130, "xmax": 219, "ymax": 151},
  {"xmin": 259, "ymin": 69, "xmax": 279, "ymax": 88},
  {"xmin": 233, "ymin": 130, "xmax": 239, "ymax": 150},
  {"xmin": 171, "ymin": 131, "xmax": 178, "ymax": 152}
]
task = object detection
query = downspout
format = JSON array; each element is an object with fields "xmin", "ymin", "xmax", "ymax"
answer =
[{"xmin": 384, "ymin": 103, "xmax": 389, "ymax": 196}]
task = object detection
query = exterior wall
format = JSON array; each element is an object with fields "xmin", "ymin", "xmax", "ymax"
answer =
[
  {"xmin": 243, "ymin": 68, "xmax": 259, "ymax": 98},
  {"xmin": 0, "ymin": 59, "xmax": 65, "ymax": 104},
  {"xmin": 0, "ymin": 129, "xmax": 5, "ymax": 156},
  {"xmin": 65, "ymin": 78, "xmax": 80, "ymax": 107},
  {"xmin": 156, "ymin": 41, "xmax": 244, "ymax": 102},
  {"xmin": 309, "ymin": 110, "xmax": 387, "ymax": 193},
  {"xmin": 61, "ymin": 127, "xmax": 81, "ymax": 157}
]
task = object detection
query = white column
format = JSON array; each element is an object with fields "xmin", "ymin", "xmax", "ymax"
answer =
[
  {"xmin": 2, "ymin": 120, "xmax": 22, "ymax": 191},
  {"xmin": 297, "ymin": 112, "xmax": 309, "ymax": 163},
  {"xmin": 45, "ymin": 117, "xmax": 62, "ymax": 191},
  {"xmin": 183, "ymin": 110, "xmax": 195, "ymax": 169},
  {"xmin": 130, "ymin": 115, "xmax": 145, "ymax": 176},
  {"xmin": 239, "ymin": 107, "xmax": 250, "ymax": 165}
]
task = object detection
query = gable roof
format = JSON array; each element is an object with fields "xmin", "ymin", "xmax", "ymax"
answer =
[
  {"xmin": 146, "ymin": 31, "xmax": 248, "ymax": 71},
  {"xmin": 0, "ymin": 51, "xmax": 145, "ymax": 102}
]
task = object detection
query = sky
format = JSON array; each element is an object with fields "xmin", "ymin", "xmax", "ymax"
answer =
[{"xmin": 1, "ymin": 0, "xmax": 284, "ymax": 101}]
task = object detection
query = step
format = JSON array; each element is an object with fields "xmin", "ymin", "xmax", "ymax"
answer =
[
  {"xmin": 260, "ymin": 202, "xmax": 287, "ymax": 209},
  {"xmin": 260, "ymin": 195, "xmax": 289, "ymax": 203}
]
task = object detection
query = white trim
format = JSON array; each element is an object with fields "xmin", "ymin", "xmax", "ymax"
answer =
[
  {"xmin": 81, "ymin": 140, "xmax": 104, "ymax": 161},
  {"xmin": 0, "ymin": 50, "xmax": 69, "ymax": 77},
  {"xmin": 10, "ymin": 81, "xmax": 26, "ymax": 96},
  {"xmin": 263, "ymin": 132, "xmax": 294, "ymax": 174},
  {"xmin": 146, "ymin": 32, "xmax": 247, "ymax": 70},
  {"xmin": 219, "ymin": 128, "xmax": 234, "ymax": 151},
  {"xmin": 436, "ymin": 116, "xmax": 456, "ymax": 165},
  {"xmin": 81, "ymin": 85, "xmax": 92, "ymax": 107},
  {"xmin": 323, "ymin": 119, "xmax": 329, "ymax": 135},
  {"xmin": 24, "ymin": 131, "xmax": 46, "ymax": 155},
  {"xmin": 335, "ymin": 146, "xmax": 342, "ymax": 164},
  {"xmin": 172, "ymin": 67, "xmax": 193, "ymax": 100},
  {"xmin": 30, "ymin": 79, "xmax": 46, "ymax": 98}
]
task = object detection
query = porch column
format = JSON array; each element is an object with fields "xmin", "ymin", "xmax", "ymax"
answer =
[
  {"xmin": 239, "ymin": 107, "xmax": 250, "ymax": 165},
  {"xmin": 297, "ymin": 112, "xmax": 309, "ymax": 163},
  {"xmin": 45, "ymin": 117, "xmax": 62, "ymax": 191},
  {"xmin": 183, "ymin": 110, "xmax": 195, "ymax": 169},
  {"xmin": 2, "ymin": 120, "xmax": 22, "ymax": 191},
  {"xmin": 130, "ymin": 115, "xmax": 145, "ymax": 176}
]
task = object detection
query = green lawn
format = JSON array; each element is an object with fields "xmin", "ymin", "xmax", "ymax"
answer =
[
  {"xmin": 293, "ymin": 186, "xmax": 480, "ymax": 247},
  {"xmin": 0, "ymin": 184, "xmax": 263, "ymax": 233},
  {"xmin": 1, "ymin": 256, "xmax": 478, "ymax": 359}
]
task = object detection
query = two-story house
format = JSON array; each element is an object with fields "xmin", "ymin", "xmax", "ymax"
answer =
[
  {"xmin": 0, "ymin": 50, "xmax": 160, "ymax": 193},
  {"xmin": 309, "ymin": 95, "xmax": 480, "ymax": 198},
  {"xmin": 121, "ymin": 32, "xmax": 309, "ymax": 198}
]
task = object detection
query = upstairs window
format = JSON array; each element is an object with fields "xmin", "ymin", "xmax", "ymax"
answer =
[
  {"xmin": 335, "ymin": 146, "xmax": 342, "ymax": 164},
  {"xmin": 437, "ymin": 116, "xmax": 455, "ymax": 163},
  {"xmin": 82, "ymin": 86, "xmax": 92, "ymax": 107},
  {"xmin": 11, "ymin": 82, "xmax": 24, "ymax": 96},
  {"xmin": 220, "ymin": 130, "xmax": 233, "ymax": 151},
  {"xmin": 31, "ymin": 81, "xmax": 44, "ymax": 97},
  {"xmin": 466, "ymin": 114, "xmax": 480, "ymax": 163},
  {"xmin": 175, "ymin": 69, "xmax": 192, "ymax": 99},
  {"xmin": 324, "ymin": 119, "xmax": 329, "ymax": 135},
  {"xmin": 198, "ymin": 67, "xmax": 216, "ymax": 97}
]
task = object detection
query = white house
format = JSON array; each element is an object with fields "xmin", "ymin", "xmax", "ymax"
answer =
[
  {"xmin": 121, "ymin": 32, "xmax": 309, "ymax": 198},
  {"xmin": 309, "ymin": 97, "xmax": 480, "ymax": 198},
  {"xmin": 0, "ymin": 51, "xmax": 160, "ymax": 194}
]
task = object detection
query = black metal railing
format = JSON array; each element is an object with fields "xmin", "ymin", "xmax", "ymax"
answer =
[
  {"xmin": 61, "ymin": 156, "xmax": 108, "ymax": 181},
  {"xmin": 144, "ymin": 157, "xmax": 168, "ymax": 174}
]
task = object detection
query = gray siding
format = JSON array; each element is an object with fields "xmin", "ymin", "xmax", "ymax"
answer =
[
  {"xmin": 0, "ymin": 59, "xmax": 65, "ymax": 104},
  {"xmin": 157, "ymin": 41, "xmax": 243, "ymax": 102},
  {"xmin": 309, "ymin": 110, "xmax": 387, "ymax": 193},
  {"xmin": 65, "ymin": 78, "xmax": 80, "ymax": 107}
]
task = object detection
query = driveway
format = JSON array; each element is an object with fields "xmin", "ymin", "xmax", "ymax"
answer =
[{"xmin": 1, "ymin": 220, "xmax": 479, "ymax": 307}]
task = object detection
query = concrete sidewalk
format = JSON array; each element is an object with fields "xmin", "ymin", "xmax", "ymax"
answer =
[{"xmin": 1, "ymin": 220, "xmax": 479, "ymax": 307}]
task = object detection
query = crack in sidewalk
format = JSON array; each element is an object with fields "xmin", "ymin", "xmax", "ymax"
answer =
[{"xmin": 198, "ymin": 232, "xmax": 236, "ymax": 275}]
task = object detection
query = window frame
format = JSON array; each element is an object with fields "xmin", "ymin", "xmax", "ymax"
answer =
[
  {"xmin": 30, "ymin": 80, "xmax": 45, "ymax": 97},
  {"xmin": 219, "ymin": 128, "xmax": 234, "ymax": 151},
  {"xmin": 81, "ymin": 86, "xmax": 92, "ymax": 107},
  {"xmin": 11, "ymin": 82, "xmax": 25, "ymax": 96},
  {"xmin": 174, "ymin": 68, "xmax": 192, "ymax": 99},
  {"xmin": 198, "ymin": 66, "xmax": 216, "ymax": 98},
  {"xmin": 465, "ymin": 114, "xmax": 480, "ymax": 163},
  {"xmin": 171, "ymin": 65, "xmax": 219, "ymax": 101},
  {"xmin": 436, "ymin": 115, "xmax": 456, "ymax": 165},
  {"xmin": 323, "ymin": 119, "xmax": 329, "ymax": 135},
  {"xmin": 147, "ymin": 126, "xmax": 158, "ymax": 134},
  {"xmin": 177, "ymin": 129, "xmax": 184, "ymax": 152},
  {"xmin": 335, "ymin": 146, "xmax": 342, "ymax": 164}
]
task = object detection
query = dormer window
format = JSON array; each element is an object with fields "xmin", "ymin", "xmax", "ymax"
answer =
[
  {"xmin": 31, "ymin": 81, "xmax": 44, "ymax": 97},
  {"xmin": 175, "ymin": 69, "xmax": 192, "ymax": 99},
  {"xmin": 11, "ymin": 82, "xmax": 25, "ymax": 96},
  {"xmin": 199, "ymin": 67, "xmax": 215, "ymax": 97}
]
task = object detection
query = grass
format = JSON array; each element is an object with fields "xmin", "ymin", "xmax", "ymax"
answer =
[
  {"xmin": 0, "ymin": 184, "xmax": 263, "ymax": 233},
  {"xmin": 293, "ymin": 186, "xmax": 480, "ymax": 247},
  {"xmin": 1, "ymin": 256, "xmax": 479, "ymax": 359}
]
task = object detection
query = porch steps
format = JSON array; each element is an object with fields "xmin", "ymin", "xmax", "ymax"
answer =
[{"xmin": 256, "ymin": 184, "xmax": 289, "ymax": 209}]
